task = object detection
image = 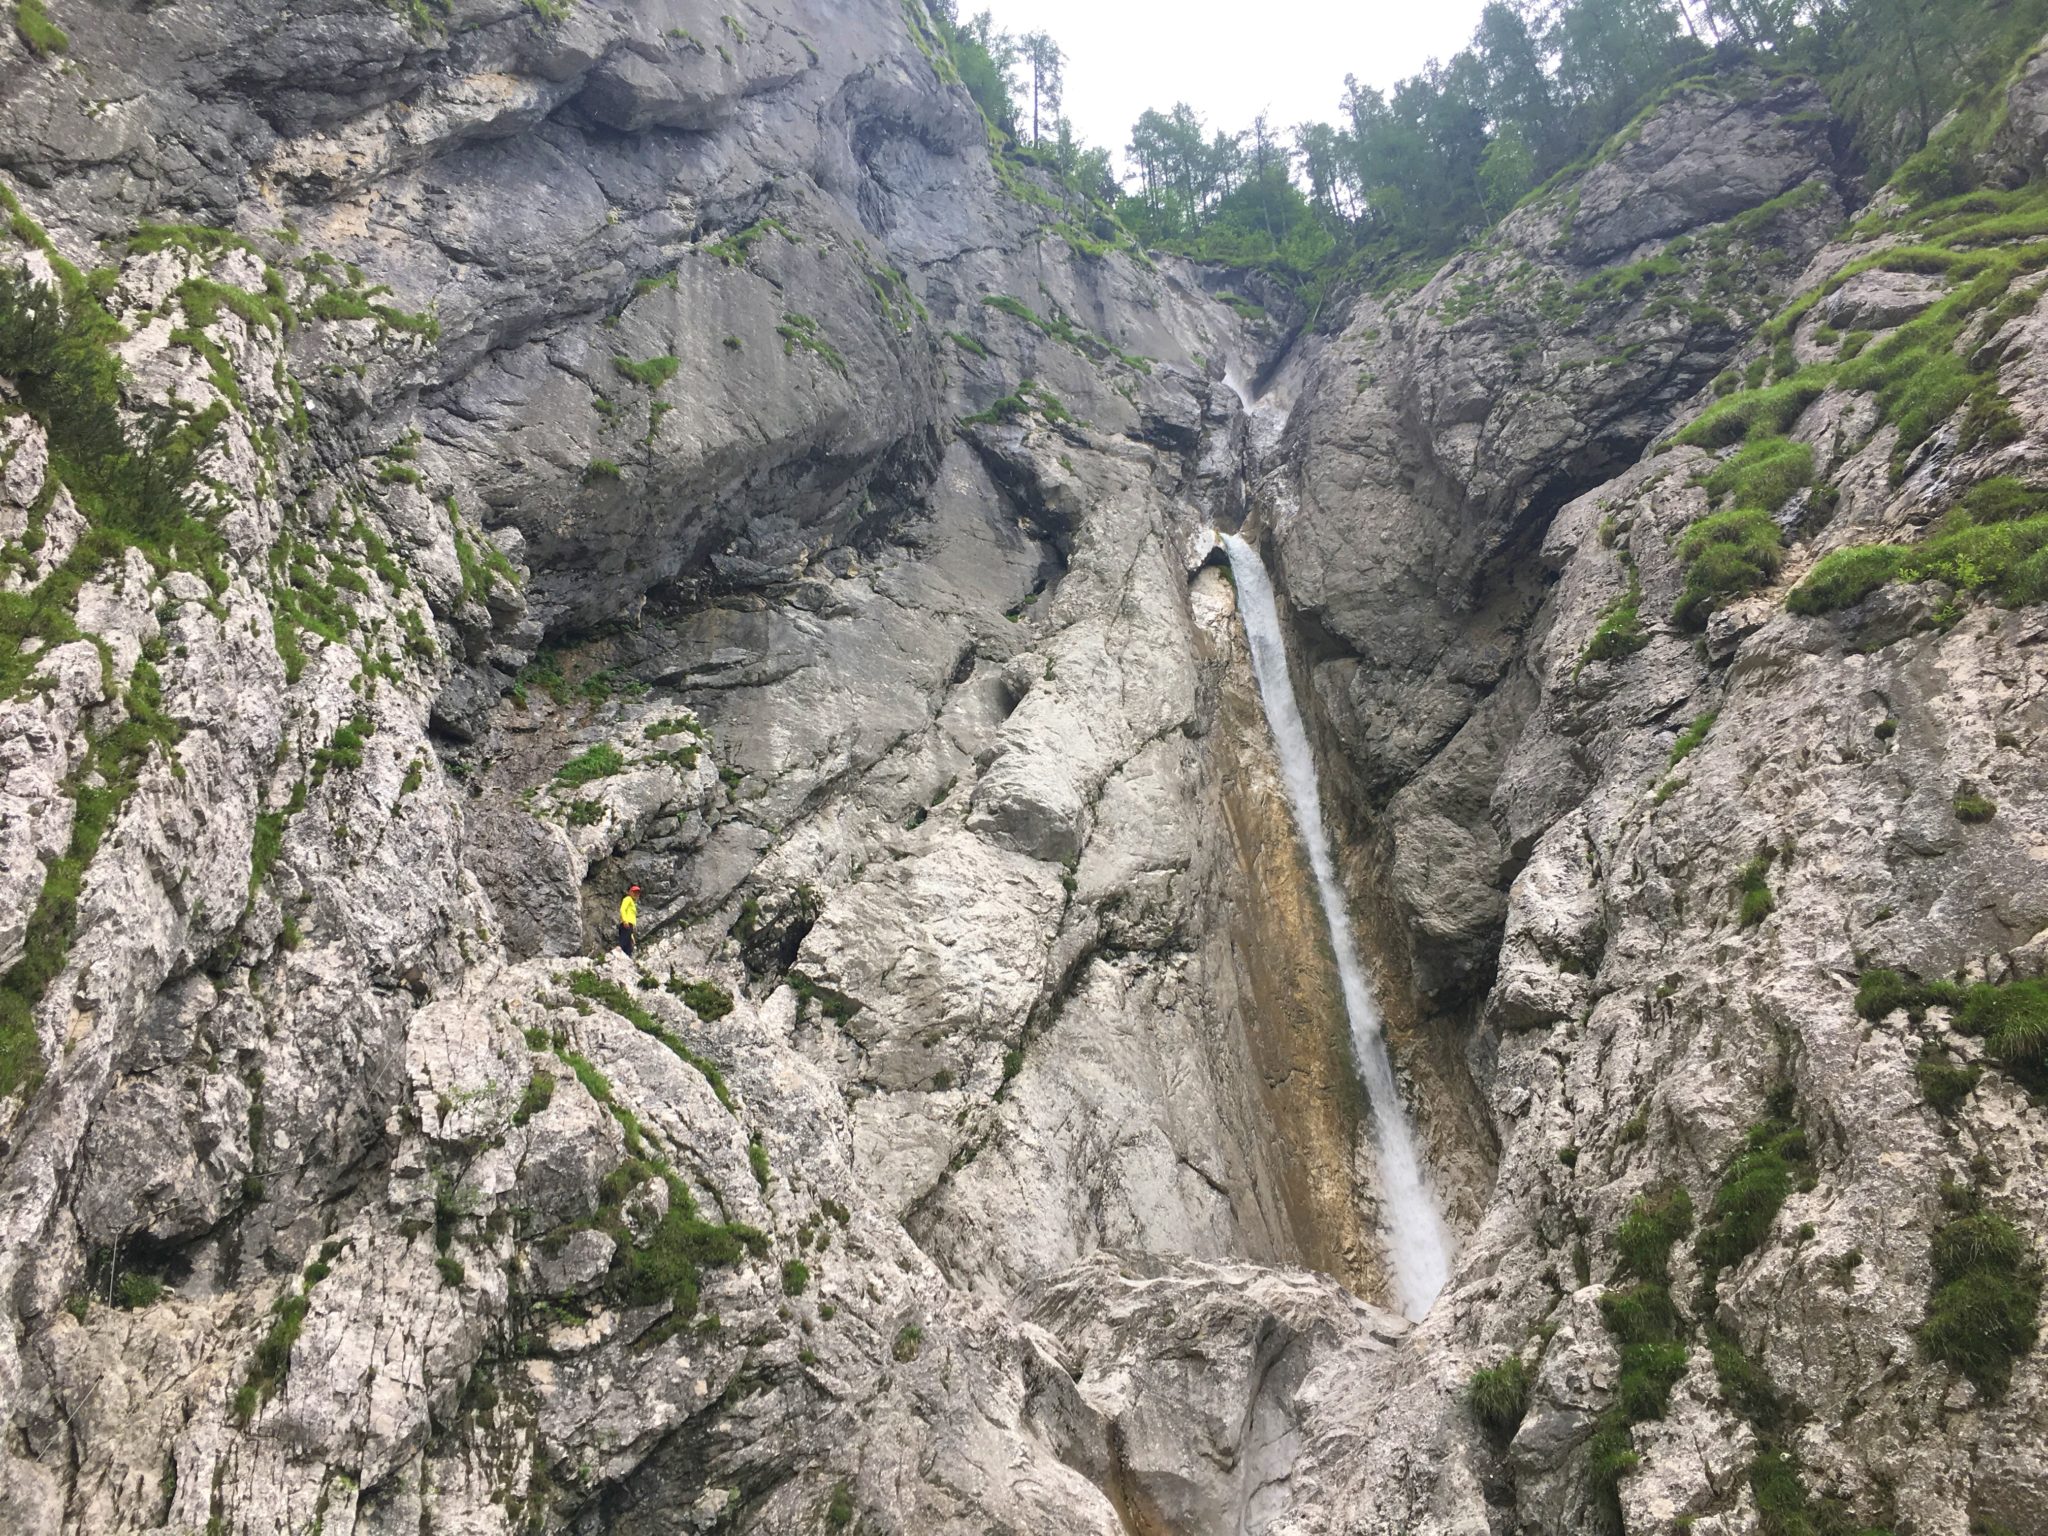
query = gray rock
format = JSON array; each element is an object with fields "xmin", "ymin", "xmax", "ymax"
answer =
[{"xmin": 1822, "ymin": 268, "xmax": 1944, "ymax": 330}]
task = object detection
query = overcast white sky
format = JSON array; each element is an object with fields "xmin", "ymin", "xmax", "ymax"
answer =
[{"xmin": 971, "ymin": 0, "xmax": 1496, "ymax": 175}]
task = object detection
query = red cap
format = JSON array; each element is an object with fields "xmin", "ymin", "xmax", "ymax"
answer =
[{"xmin": 628, "ymin": 884, "xmax": 642, "ymax": 892}]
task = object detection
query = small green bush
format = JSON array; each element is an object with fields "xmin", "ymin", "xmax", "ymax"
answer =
[
  {"xmin": 1694, "ymin": 1115, "xmax": 1810, "ymax": 1277},
  {"xmin": 781, "ymin": 1259, "xmax": 809, "ymax": 1296},
  {"xmin": 554, "ymin": 744, "xmax": 625, "ymax": 788},
  {"xmin": 748, "ymin": 1136, "xmax": 771, "ymax": 1191},
  {"xmin": 613, "ymin": 355, "xmax": 680, "ymax": 390},
  {"xmin": 1467, "ymin": 1355, "xmax": 1532, "ymax": 1439},
  {"xmin": 1786, "ymin": 545, "xmax": 1907, "ymax": 615},
  {"xmin": 1954, "ymin": 791, "xmax": 1997, "ymax": 823},
  {"xmin": 1702, "ymin": 437, "xmax": 1814, "ymax": 512},
  {"xmin": 892, "ymin": 1322, "xmax": 923, "ymax": 1361},
  {"xmin": 672, "ymin": 978, "xmax": 734, "ymax": 1020},
  {"xmin": 1580, "ymin": 568, "xmax": 1649, "ymax": 668},
  {"xmin": 1674, "ymin": 370, "xmax": 1828, "ymax": 451},
  {"xmin": 1920, "ymin": 1209, "xmax": 2042, "ymax": 1396},
  {"xmin": 826, "ymin": 1482, "xmax": 854, "ymax": 1529},
  {"xmin": 1922, "ymin": 507, "xmax": 2048, "ymax": 598},
  {"xmin": 583, "ymin": 458, "xmax": 622, "ymax": 482},
  {"xmin": 1735, "ymin": 853, "xmax": 1775, "ymax": 928},
  {"xmin": 436, "ymin": 1255, "xmax": 465, "ymax": 1287},
  {"xmin": 1615, "ymin": 1184, "xmax": 1694, "ymax": 1284},
  {"xmin": 114, "ymin": 1271, "xmax": 164, "ymax": 1309},
  {"xmin": 1956, "ymin": 979, "xmax": 2048, "ymax": 1089},
  {"xmin": 1668, "ymin": 711, "xmax": 1717, "ymax": 767},
  {"xmin": 513, "ymin": 1070, "xmax": 556, "ymax": 1127},
  {"xmin": 1674, "ymin": 508, "xmax": 1784, "ymax": 628},
  {"xmin": 1915, "ymin": 1050, "xmax": 1980, "ymax": 1115},
  {"xmin": 13, "ymin": 0, "xmax": 69, "ymax": 55}
]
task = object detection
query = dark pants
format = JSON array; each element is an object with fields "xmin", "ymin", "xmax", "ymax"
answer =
[{"xmin": 618, "ymin": 923, "xmax": 635, "ymax": 957}]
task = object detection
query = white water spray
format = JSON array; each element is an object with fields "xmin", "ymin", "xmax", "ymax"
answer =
[{"xmin": 1220, "ymin": 532, "xmax": 1453, "ymax": 1319}]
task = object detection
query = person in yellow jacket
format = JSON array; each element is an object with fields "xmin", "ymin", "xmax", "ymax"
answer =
[{"xmin": 618, "ymin": 885, "xmax": 641, "ymax": 957}]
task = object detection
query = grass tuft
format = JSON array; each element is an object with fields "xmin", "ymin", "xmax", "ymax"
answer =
[
  {"xmin": 1615, "ymin": 1184, "xmax": 1694, "ymax": 1285},
  {"xmin": 13, "ymin": 0, "xmax": 68, "ymax": 55},
  {"xmin": 1954, "ymin": 790, "xmax": 1997, "ymax": 823},
  {"xmin": 1915, "ymin": 1049, "xmax": 1980, "ymax": 1115},
  {"xmin": 776, "ymin": 313, "xmax": 847, "ymax": 376},
  {"xmin": 1786, "ymin": 545, "xmax": 1906, "ymax": 615},
  {"xmin": 512, "ymin": 1069, "xmax": 556, "ymax": 1127},
  {"xmin": 1701, "ymin": 436, "xmax": 1813, "ymax": 512},
  {"xmin": 554, "ymin": 744, "xmax": 625, "ymax": 788},
  {"xmin": 1668, "ymin": 711, "xmax": 1717, "ymax": 767},
  {"xmin": 1921, "ymin": 1209, "xmax": 2042, "ymax": 1397},
  {"xmin": 1467, "ymin": 1355, "xmax": 1532, "ymax": 1440},
  {"xmin": 568, "ymin": 969, "xmax": 734, "ymax": 1108},
  {"xmin": 613, "ymin": 355, "xmax": 680, "ymax": 390},
  {"xmin": 1674, "ymin": 370, "xmax": 1828, "ymax": 451},
  {"xmin": 1956, "ymin": 978, "xmax": 2048, "ymax": 1090},
  {"xmin": 1673, "ymin": 508, "xmax": 1784, "ymax": 628},
  {"xmin": 670, "ymin": 976, "xmax": 734, "ymax": 1020},
  {"xmin": 1735, "ymin": 852, "xmax": 1776, "ymax": 929},
  {"xmin": 1579, "ymin": 565, "xmax": 1648, "ymax": 670},
  {"xmin": 1694, "ymin": 1113, "xmax": 1811, "ymax": 1278}
]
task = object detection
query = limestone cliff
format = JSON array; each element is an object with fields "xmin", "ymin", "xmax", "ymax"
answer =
[
  {"xmin": 1245, "ymin": 59, "xmax": 2048, "ymax": 1536},
  {"xmin": 1, "ymin": 5, "xmax": 2045, "ymax": 1536}
]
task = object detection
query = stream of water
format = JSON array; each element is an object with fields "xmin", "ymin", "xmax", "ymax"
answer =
[{"xmin": 1220, "ymin": 532, "xmax": 1453, "ymax": 1320}]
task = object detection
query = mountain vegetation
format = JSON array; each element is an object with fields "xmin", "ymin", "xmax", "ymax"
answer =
[{"xmin": 941, "ymin": 0, "xmax": 2048, "ymax": 296}]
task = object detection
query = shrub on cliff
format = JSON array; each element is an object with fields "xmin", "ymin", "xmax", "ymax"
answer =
[
  {"xmin": 1467, "ymin": 1355, "xmax": 1532, "ymax": 1440},
  {"xmin": 1921, "ymin": 1207, "xmax": 2042, "ymax": 1396},
  {"xmin": 1674, "ymin": 509, "xmax": 1785, "ymax": 627}
]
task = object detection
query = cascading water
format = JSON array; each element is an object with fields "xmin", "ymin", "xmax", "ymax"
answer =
[{"xmin": 1220, "ymin": 532, "xmax": 1453, "ymax": 1320}]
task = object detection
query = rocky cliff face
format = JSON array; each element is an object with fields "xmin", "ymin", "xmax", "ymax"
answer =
[
  {"xmin": 3, "ymin": 5, "xmax": 2045, "ymax": 1535},
  {"xmin": 0, "ymin": 3, "xmax": 1390, "ymax": 1531},
  {"xmin": 1248, "ymin": 60, "xmax": 2048, "ymax": 1536}
]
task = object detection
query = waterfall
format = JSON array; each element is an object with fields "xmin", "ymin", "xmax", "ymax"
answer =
[{"xmin": 1220, "ymin": 533, "xmax": 1452, "ymax": 1320}]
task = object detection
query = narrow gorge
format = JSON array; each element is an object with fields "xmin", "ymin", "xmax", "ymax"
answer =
[
  {"xmin": 1, "ymin": 2, "xmax": 2045, "ymax": 1534},
  {"xmin": 1222, "ymin": 528, "xmax": 1452, "ymax": 1321}
]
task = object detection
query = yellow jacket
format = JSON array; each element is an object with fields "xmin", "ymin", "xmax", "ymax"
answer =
[{"xmin": 620, "ymin": 894, "xmax": 638, "ymax": 927}]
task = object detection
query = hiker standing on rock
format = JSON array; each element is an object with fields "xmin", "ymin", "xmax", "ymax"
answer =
[{"xmin": 619, "ymin": 885, "xmax": 640, "ymax": 958}]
